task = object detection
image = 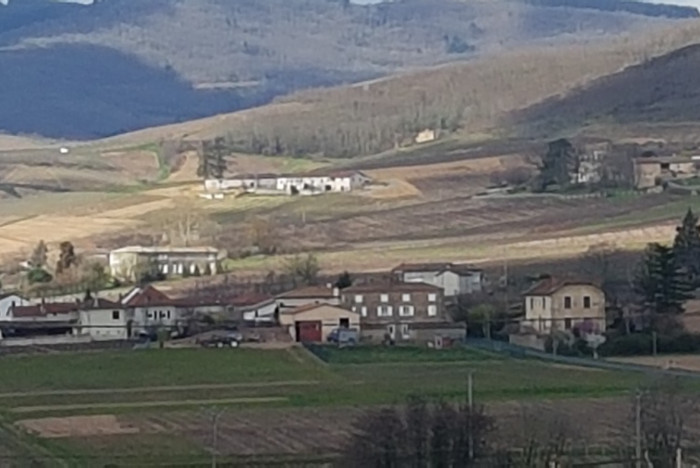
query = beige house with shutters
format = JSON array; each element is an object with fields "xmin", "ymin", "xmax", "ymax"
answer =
[{"xmin": 523, "ymin": 277, "xmax": 605, "ymax": 334}]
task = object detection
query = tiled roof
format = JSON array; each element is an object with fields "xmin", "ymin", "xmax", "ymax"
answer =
[
  {"xmin": 230, "ymin": 293, "xmax": 274, "ymax": 307},
  {"xmin": 281, "ymin": 303, "xmax": 355, "ymax": 315},
  {"xmin": 524, "ymin": 277, "xmax": 598, "ymax": 296},
  {"xmin": 80, "ymin": 298, "xmax": 122, "ymax": 310},
  {"xmin": 12, "ymin": 302, "xmax": 78, "ymax": 318},
  {"xmin": 343, "ymin": 282, "xmax": 442, "ymax": 294},
  {"xmin": 277, "ymin": 286, "xmax": 338, "ymax": 299},
  {"xmin": 122, "ymin": 285, "xmax": 173, "ymax": 307},
  {"xmin": 111, "ymin": 246, "xmax": 219, "ymax": 255}
]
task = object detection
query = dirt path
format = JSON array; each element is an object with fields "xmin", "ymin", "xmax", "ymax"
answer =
[
  {"xmin": 0, "ymin": 380, "xmax": 321, "ymax": 399},
  {"xmin": 10, "ymin": 397, "xmax": 289, "ymax": 414}
]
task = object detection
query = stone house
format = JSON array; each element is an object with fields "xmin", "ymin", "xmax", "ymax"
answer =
[
  {"xmin": 279, "ymin": 303, "xmax": 360, "ymax": 342},
  {"xmin": 109, "ymin": 246, "xmax": 220, "ymax": 282},
  {"xmin": 341, "ymin": 282, "xmax": 463, "ymax": 342},
  {"xmin": 633, "ymin": 156, "xmax": 697, "ymax": 189},
  {"xmin": 392, "ymin": 263, "xmax": 483, "ymax": 297},
  {"xmin": 523, "ymin": 277, "xmax": 606, "ymax": 334}
]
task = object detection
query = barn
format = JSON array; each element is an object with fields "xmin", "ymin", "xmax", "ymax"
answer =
[{"xmin": 279, "ymin": 304, "xmax": 360, "ymax": 343}]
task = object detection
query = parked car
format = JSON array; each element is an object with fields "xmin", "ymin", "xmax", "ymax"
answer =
[
  {"xmin": 197, "ymin": 332, "xmax": 242, "ymax": 349},
  {"xmin": 327, "ymin": 328, "xmax": 359, "ymax": 346}
]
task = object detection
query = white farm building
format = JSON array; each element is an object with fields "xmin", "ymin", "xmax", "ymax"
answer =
[{"xmin": 204, "ymin": 171, "xmax": 371, "ymax": 195}]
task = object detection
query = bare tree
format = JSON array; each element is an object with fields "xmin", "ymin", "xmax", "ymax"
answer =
[
  {"xmin": 283, "ymin": 253, "xmax": 320, "ymax": 287},
  {"xmin": 636, "ymin": 380, "xmax": 697, "ymax": 468}
]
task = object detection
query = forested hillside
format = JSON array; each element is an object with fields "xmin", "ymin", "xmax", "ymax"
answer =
[
  {"xmin": 186, "ymin": 23, "xmax": 700, "ymax": 159},
  {"xmin": 0, "ymin": 0, "xmax": 686, "ymax": 138},
  {"xmin": 512, "ymin": 43, "xmax": 700, "ymax": 135}
]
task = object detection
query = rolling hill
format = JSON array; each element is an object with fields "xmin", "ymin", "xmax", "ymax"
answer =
[
  {"xmin": 513, "ymin": 43, "xmax": 700, "ymax": 136},
  {"xmin": 0, "ymin": 0, "xmax": 692, "ymax": 139}
]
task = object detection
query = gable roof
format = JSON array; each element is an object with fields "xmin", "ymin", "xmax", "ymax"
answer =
[
  {"xmin": 343, "ymin": 281, "xmax": 442, "ymax": 294},
  {"xmin": 282, "ymin": 303, "xmax": 357, "ymax": 316},
  {"xmin": 392, "ymin": 262, "xmax": 481, "ymax": 276},
  {"xmin": 11, "ymin": 302, "xmax": 78, "ymax": 318},
  {"xmin": 80, "ymin": 298, "xmax": 122, "ymax": 310},
  {"xmin": 122, "ymin": 285, "xmax": 173, "ymax": 307},
  {"xmin": 524, "ymin": 277, "xmax": 600, "ymax": 296},
  {"xmin": 0, "ymin": 293, "xmax": 27, "ymax": 301},
  {"xmin": 277, "ymin": 286, "xmax": 338, "ymax": 300}
]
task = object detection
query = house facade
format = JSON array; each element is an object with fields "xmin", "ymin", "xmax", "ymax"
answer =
[
  {"xmin": 109, "ymin": 246, "xmax": 220, "ymax": 282},
  {"xmin": 341, "ymin": 282, "xmax": 463, "ymax": 342},
  {"xmin": 523, "ymin": 278, "xmax": 606, "ymax": 334},
  {"xmin": 392, "ymin": 263, "xmax": 483, "ymax": 297},
  {"xmin": 121, "ymin": 285, "xmax": 180, "ymax": 337},
  {"xmin": 77, "ymin": 298, "xmax": 129, "ymax": 341},
  {"xmin": 633, "ymin": 156, "xmax": 697, "ymax": 189},
  {"xmin": 279, "ymin": 304, "xmax": 360, "ymax": 342}
]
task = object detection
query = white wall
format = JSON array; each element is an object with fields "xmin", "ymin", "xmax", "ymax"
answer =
[{"xmin": 79, "ymin": 309, "xmax": 129, "ymax": 341}]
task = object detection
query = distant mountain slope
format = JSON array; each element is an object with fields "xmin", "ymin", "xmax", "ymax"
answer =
[
  {"xmin": 0, "ymin": 0, "xmax": 689, "ymax": 138},
  {"xmin": 523, "ymin": 0, "xmax": 698, "ymax": 18},
  {"xmin": 512, "ymin": 43, "xmax": 700, "ymax": 135}
]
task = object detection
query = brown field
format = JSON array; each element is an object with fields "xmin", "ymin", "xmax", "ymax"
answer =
[{"xmin": 611, "ymin": 355, "xmax": 700, "ymax": 373}]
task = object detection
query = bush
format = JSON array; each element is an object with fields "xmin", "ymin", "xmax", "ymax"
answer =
[
  {"xmin": 27, "ymin": 268, "xmax": 52, "ymax": 284},
  {"xmin": 598, "ymin": 332, "xmax": 700, "ymax": 357}
]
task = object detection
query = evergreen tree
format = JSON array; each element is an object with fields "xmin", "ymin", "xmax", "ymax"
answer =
[
  {"xmin": 635, "ymin": 243, "xmax": 692, "ymax": 317},
  {"xmin": 536, "ymin": 138, "xmax": 579, "ymax": 191},
  {"xmin": 672, "ymin": 208, "xmax": 700, "ymax": 284},
  {"xmin": 334, "ymin": 271, "xmax": 352, "ymax": 289}
]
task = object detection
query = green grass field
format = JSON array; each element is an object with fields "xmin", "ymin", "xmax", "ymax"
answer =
[{"xmin": 0, "ymin": 345, "xmax": 680, "ymax": 466}]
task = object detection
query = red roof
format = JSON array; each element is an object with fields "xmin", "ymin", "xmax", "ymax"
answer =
[
  {"xmin": 12, "ymin": 302, "xmax": 78, "ymax": 318},
  {"xmin": 123, "ymin": 285, "xmax": 173, "ymax": 307},
  {"xmin": 230, "ymin": 293, "xmax": 273, "ymax": 307},
  {"xmin": 524, "ymin": 277, "xmax": 598, "ymax": 296},
  {"xmin": 343, "ymin": 282, "xmax": 442, "ymax": 294},
  {"xmin": 277, "ymin": 286, "xmax": 338, "ymax": 300},
  {"xmin": 282, "ymin": 303, "xmax": 355, "ymax": 315}
]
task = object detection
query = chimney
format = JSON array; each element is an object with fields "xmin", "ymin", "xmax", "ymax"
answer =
[{"xmin": 332, "ymin": 287, "xmax": 340, "ymax": 298}]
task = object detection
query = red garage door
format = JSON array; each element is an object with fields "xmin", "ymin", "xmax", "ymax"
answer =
[{"xmin": 296, "ymin": 321, "xmax": 322, "ymax": 342}]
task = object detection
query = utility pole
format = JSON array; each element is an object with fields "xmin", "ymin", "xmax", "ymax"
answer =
[
  {"xmin": 468, "ymin": 371, "xmax": 474, "ymax": 460},
  {"xmin": 635, "ymin": 391, "xmax": 642, "ymax": 468}
]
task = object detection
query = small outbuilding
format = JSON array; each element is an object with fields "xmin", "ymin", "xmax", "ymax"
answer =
[{"xmin": 279, "ymin": 304, "xmax": 360, "ymax": 343}]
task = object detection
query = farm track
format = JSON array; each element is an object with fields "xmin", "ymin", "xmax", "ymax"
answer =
[{"xmin": 0, "ymin": 380, "xmax": 322, "ymax": 400}]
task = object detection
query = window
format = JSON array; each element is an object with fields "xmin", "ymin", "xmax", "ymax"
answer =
[
  {"xmin": 564, "ymin": 297, "xmax": 572, "ymax": 309},
  {"xmin": 351, "ymin": 306, "xmax": 358, "ymax": 313},
  {"xmin": 147, "ymin": 311, "xmax": 153, "ymax": 320},
  {"xmin": 377, "ymin": 305, "xmax": 393, "ymax": 317},
  {"xmin": 399, "ymin": 305, "xmax": 415, "ymax": 317},
  {"xmin": 529, "ymin": 297, "xmax": 534, "ymax": 310},
  {"xmin": 583, "ymin": 296, "xmax": 591, "ymax": 309},
  {"xmin": 354, "ymin": 295, "xmax": 364, "ymax": 304},
  {"xmin": 401, "ymin": 293, "xmax": 411, "ymax": 302},
  {"xmin": 112, "ymin": 310, "xmax": 120, "ymax": 320},
  {"xmin": 428, "ymin": 305, "xmax": 438, "ymax": 317},
  {"xmin": 380, "ymin": 294, "xmax": 389, "ymax": 303},
  {"xmin": 361, "ymin": 306, "xmax": 368, "ymax": 317},
  {"xmin": 401, "ymin": 324, "xmax": 411, "ymax": 339},
  {"xmin": 340, "ymin": 318, "xmax": 350, "ymax": 328},
  {"xmin": 564, "ymin": 318, "xmax": 572, "ymax": 330},
  {"xmin": 166, "ymin": 310, "xmax": 171, "ymax": 320},
  {"xmin": 428, "ymin": 293, "xmax": 437, "ymax": 302}
]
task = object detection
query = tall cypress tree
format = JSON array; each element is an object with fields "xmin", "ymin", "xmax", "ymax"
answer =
[
  {"xmin": 635, "ymin": 243, "xmax": 692, "ymax": 317},
  {"xmin": 673, "ymin": 208, "xmax": 700, "ymax": 284}
]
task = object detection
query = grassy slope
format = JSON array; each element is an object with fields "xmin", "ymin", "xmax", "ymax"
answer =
[{"xmin": 0, "ymin": 346, "xmax": 671, "ymax": 465}]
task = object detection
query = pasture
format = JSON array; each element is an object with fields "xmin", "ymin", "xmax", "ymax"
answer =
[{"xmin": 0, "ymin": 346, "xmax": 677, "ymax": 466}]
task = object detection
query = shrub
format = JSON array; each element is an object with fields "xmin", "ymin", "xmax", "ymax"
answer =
[
  {"xmin": 27, "ymin": 268, "xmax": 52, "ymax": 284},
  {"xmin": 598, "ymin": 332, "xmax": 700, "ymax": 357}
]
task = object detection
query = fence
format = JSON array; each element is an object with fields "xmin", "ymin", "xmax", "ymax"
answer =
[{"xmin": 466, "ymin": 338, "xmax": 700, "ymax": 379}]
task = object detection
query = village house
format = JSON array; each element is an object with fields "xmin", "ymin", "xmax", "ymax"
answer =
[
  {"xmin": 109, "ymin": 246, "xmax": 220, "ymax": 282},
  {"xmin": 341, "ymin": 282, "xmax": 463, "ymax": 342},
  {"xmin": 275, "ymin": 285, "xmax": 341, "ymax": 312},
  {"xmin": 121, "ymin": 285, "xmax": 180, "ymax": 337},
  {"xmin": 392, "ymin": 263, "xmax": 483, "ymax": 297},
  {"xmin": 522, "ymin": 277, "xmax": 606, "ymax": 334},
  {"xmin": 204, "ymin": 170, "xmax": 371, "ymax": 195},
  {"xmin": 3, "ymin": 301, "xmax": 80, "ymax": 340},
  {"xmin": 77, "ymin": 298, "xmax": 129, "ymax": 341},
  {"xmin": 633, "ymin": 155, "xmax": 697, "ymax": 189},
  {"xmin": 279, "ymin": 303, "xmax": 360, "ymax": 342}
]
